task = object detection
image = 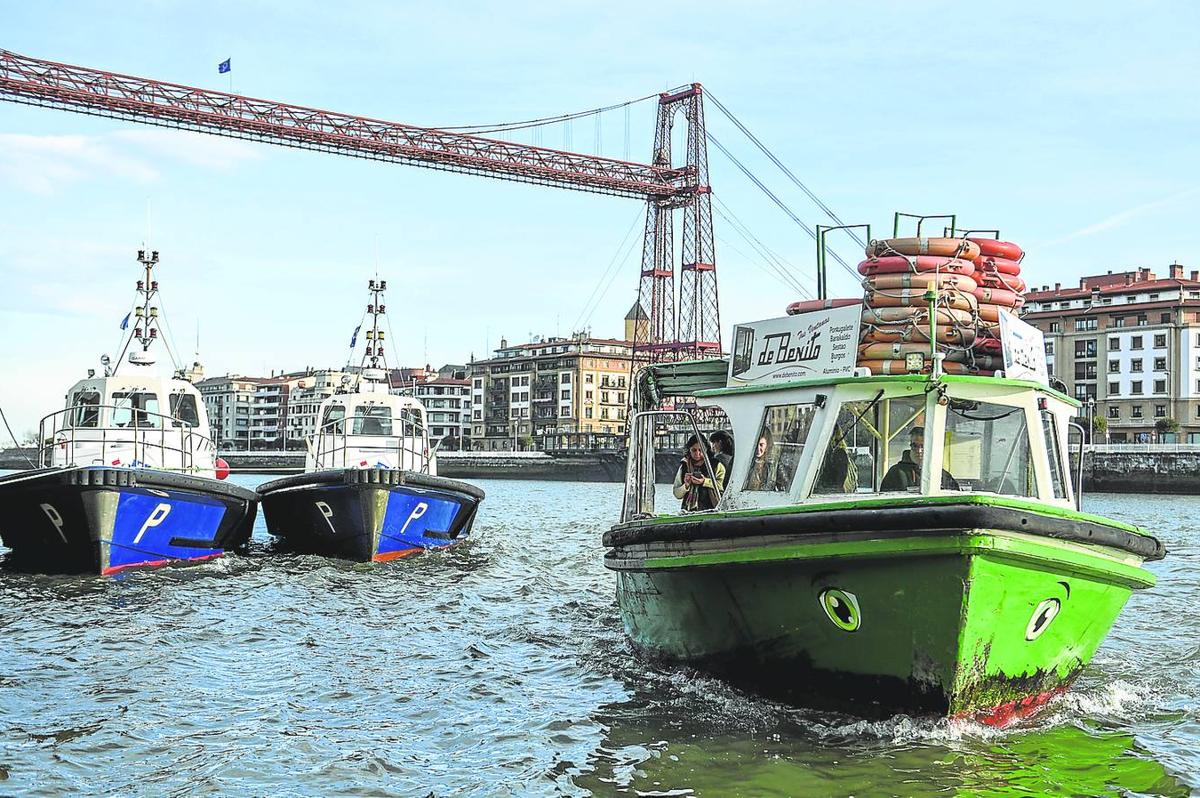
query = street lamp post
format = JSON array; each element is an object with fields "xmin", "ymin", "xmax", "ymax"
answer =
[{"xmin": 1086, "ymin": 397, "xmax": 1096, "ymax": 445}]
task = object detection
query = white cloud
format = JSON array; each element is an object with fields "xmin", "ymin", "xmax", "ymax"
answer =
[
  {"xmin": 1041, "ymin": 188, "xmax": 1200, "ymax": 247},
  {"xmin": 111, "ymin": 129, "xmax": 261, "ymax": 170},
  {"xmin": 0, "ymin": 128, "xmax": 262, "ymax": 195}
]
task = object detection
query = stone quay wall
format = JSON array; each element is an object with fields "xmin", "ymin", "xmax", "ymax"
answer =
[{"xmin": 3, "ymin": 446, "xmax": 1195, "ymax": 492}]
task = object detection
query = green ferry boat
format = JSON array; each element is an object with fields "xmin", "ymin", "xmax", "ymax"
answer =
[{"xmin": 604, "ymin": 311, "xmax": 1164, "ymax": 724}]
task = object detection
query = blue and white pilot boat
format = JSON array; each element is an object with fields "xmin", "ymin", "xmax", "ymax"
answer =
[
  {"xmin": 256, "ymin": 279, "xmax": 484, "ymax": 561},
  {"xmin": 0, "ymin": 250, "xmax": 257, "ymax": 574}
]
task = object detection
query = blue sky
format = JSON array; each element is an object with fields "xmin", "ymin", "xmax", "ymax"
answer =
[{"xmin": 3, "ymin": 1, "xmax": 1199, "ymax": 434}]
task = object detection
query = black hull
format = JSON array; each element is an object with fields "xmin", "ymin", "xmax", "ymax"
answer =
[
  {"xmin": 258, "ymin": 468, "xmax": 484, "ymax": 562},
  {"xmin": 0, "ymin": 467, "xmax": 257, "ymax": 574}
]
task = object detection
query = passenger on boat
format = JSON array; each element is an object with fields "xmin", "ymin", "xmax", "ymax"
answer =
[
  {"xmin": 744, "ymin": 429, "xmax": 786, "ymax": 492},
  {"xmin": 709, "ymin": 430, "xmax": 734, "ymax": 475},
  {"xmin": 814, "ymin": 431, "xmax": 858, "ymax": 493},
  {"xmin": 673, "ymin": 434, "xmax": 726, "ymax": 511},
  {"xmin": 880, "ymin": 426, "xmax": 959, "ymax": 491}
]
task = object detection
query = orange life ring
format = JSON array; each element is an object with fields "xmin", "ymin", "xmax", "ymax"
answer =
[
  {"xmin": 973, "ymin": 337, "xmax": 1003, "ymax": 354},
  {"xmin": 785, "ymin": 297, "xmax": 862, "ymax": 316},
  {"xmin": 865, "ymin": 272, "xmax": 978, "ymax": 293},
  {"xmin": 975, "ymin": 255, "xmax": 1022, "ymax": 276},
  {"xmin": 977, "ymin": 273, "xmax": 1027, "ymax": 293},
  {"xmin": 866, "ymin": 237, "xmax": 981, "ymax": 261},
  {"xmin": 861, "ymin": 326, "xmax": 978, "ymax": 346},
  {"xmin": 973, "ymin": 286, "xmax": 1022, "ymax": 307},
  {"xmin": 857, "ymin": 256, "xmax": 976, "ymax": 277},
  {"xmin": 857, "ymin": 358, "xmax": 981, "ymax": 376},
  {"xmin": 977, "ymin": 302, "xmax": 1020, "ymax": 323},
  {"xmin": 862, "ymin": 305, "xmax": 975, "ymax": 326},
  {"xmin": 857, "ymin": 342, "xmax": 972, "ymax": 363},
  {"xmin": 968, "ymin": 238, "xmax": 1024, "ymax": 261},
  {"xmin": 866, "ymin": 289, "xmax": 977, "ymax": 312}
]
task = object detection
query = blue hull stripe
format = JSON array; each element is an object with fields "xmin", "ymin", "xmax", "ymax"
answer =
[{"xmin": 108, "ymin": 490, "xmax": 228, "ymax": 569}]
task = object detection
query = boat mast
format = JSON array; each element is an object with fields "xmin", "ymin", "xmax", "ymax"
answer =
[
  {"xmin": 113, "ymin": 249, "xmax": 162, "ymax": 375},
  {"xmin": 360, "ymin": 278, "xmax": 389, "ymax": 376}
]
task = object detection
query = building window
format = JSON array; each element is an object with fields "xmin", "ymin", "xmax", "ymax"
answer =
[
  {"xmin": 585, "ymin": 407, "xmax": 593, "ymax": 419},
  {"xmin": 1131, "ymin": 336, "xmax": 1143, "ymax": 350},
  {"xmin": 1155, "ymin": 405, "xmax": 1167, "ymax": 418},
  {"xmin": 1154, "ymin": 357, "xmax": 1167, "ymax": 371},
  {"xmin": 1132, "ymin": 405, "xmax": 1143, "ymax": 418},
  {"xmin": 1132, "ymin": 380, "xmax": 1143, "ymax": 395},
  {"xmin": 1155, "ymin": 380, "xmax": 1167, "ymax": 394},
  {"xmin": 1154, "ymin": 334, "xmax": 1167, "ymax": 348},
  {"xmin": 1108, "ymin": 382, "xmax": 1119, "ymax": 395},
  {"xmin": 1108, "ymin": 360, "xmax": 1120, "ymax": 373},
  {"xmin": 1113, "ymin": 317, "xmax": 1126, "ymax": 328},
  {"xmin": 1074, "ymin": 384, "xmax": 1096, "ymax": 400},
  {"xmin": 1074, "ymin": 318, "xmax": 1097, "ymax": 331},
  {"xmin": 560, "ymin": 373, "xmax": 571, "ymax": 383},
  {"xmin": 1131, "ymin": 359, "xmax": 1143, "ymax": 373},
  {"xmin": 560, "ymin": 389, "xmax": 570, "ymax": 400},
  {"xmin": 1107, "ymin": 406, "xmax": 1119, "ymax": 419},
  {"xmin": 585, "ymin": 374, "xmax": 594, "ymax": 383},
  {"xmin": 585, "ymin": 390, "xmax": 593, "ymax": 400},
  {"xmin": 1049, "ymin": 322, "xmax": 1061, "ymax": 333},
  {"xmin": 1045, "ymin": 341, "xmax": 1055, "ymax": 355},
  {"xmin": 1074, "ymin": 340, "xmax": 1097, "ymax": 358},
  {"xmin": 1108, "ymin": 337, "xmax": 1120, "ymax": 351},
  {"xmin": 1074, "ymin": 363, "xmax": 1097, "ymax": 380},
  {"xmin": 1161, "ymin": 313, "xmax": 1172, "ymax": 324}
]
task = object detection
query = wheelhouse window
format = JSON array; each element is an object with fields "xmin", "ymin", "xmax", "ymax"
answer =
[
  {"xmin": 944, "ymin": 400, "xmax": 1033, "ymax": 497},
  {"xmin": 812, "ymin": 394, "xmax": 926, "ymax": 495},
  {"xmin": 322, "ymin": 404, "xmax": 346, "ymax": 434},
  {"xmin": 352, "ymin": 405, "xmax": 393, "ymax": 436},
  {"xmin": 69, "ymin": 390, "xmax": 101, "ymax": 428},
  {"xmin": 743, "ymin": 403, "xmax": 817, "ymax": 492},
  {"xmin": 169, "ymin": 393, "xmax": 200, "ymax": 427},
  {"xmin": 111, "ymin": 392, "xmax": 161, "ymax": 428},
  {"xmin": 1041, "ymin": 411, "xmax": 1068, "ymax": 500}
]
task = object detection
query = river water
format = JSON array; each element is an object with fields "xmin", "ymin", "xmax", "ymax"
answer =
[{"xmin": 0, "ymin": 477, "xmax": 1196, "ymax": 797}]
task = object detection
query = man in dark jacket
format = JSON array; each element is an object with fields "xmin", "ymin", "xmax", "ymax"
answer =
[{"xmin": 880, "ymin": 426, "xmax": 959, "ymax": 491}]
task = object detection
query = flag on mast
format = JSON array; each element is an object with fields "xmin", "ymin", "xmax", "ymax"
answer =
[
  {"xmin": 349, "ymin": 325, "xmax": 361, "ymax": 348},
  {"xmin": 218, "ymin": 58, "xmax": 231, "ymax": 74},
  {"xmin": 120, "ymin": 312, "xmax": 131, "ymax": 330}
]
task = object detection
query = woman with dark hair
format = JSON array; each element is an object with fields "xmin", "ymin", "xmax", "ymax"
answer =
[
  {"xmin": 709, "ymin": 430, "xmax": 734, "ymax": 474},
  {"xmin": 744, "ymin": 427, "xmax": 782, "ymax": 491},
  {"xmin": 672, "ymin": 433, "xmax": 725, "ymax": 511}
]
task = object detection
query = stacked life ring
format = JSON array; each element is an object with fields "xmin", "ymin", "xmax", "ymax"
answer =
[
  {"xmin": 967, "ymin": 237, "xmax": 1026, "ymax": 367},
  {"xmin": 856, "ymin": 237, "xmax": 984, "ymax": 375}
]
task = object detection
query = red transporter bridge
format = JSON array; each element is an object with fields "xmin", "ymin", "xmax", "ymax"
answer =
[{"xmin": 0, "ymin": 49, "xmax": 722, "ymax": 362}]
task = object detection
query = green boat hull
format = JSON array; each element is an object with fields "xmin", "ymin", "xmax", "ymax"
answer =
[{"xmin": 605, "ymin": 499, "xmax": 1160, "ymax": 720}]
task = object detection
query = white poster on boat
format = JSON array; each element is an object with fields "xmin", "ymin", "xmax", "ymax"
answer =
[
  {"xmin": 728, "ymin": 305, "xmax": 862, "ymax": 387},
  {"xmin": 998, "ymin": 313, "xmax": 1049, "ymax": 385}
]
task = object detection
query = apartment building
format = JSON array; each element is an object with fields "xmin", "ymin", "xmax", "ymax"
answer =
[
  {"xmin": 409, "ymin": 377, "xmax": 471, "ymax": 450},
  {"xmin": 196, "ymin": 375, "xmax": 291, "ymax": 449},
  {"xmin": 468, "ymin": 334, "xmax": 638, "ymax": 450},
  {"xmin": 1022, "ymin": 264, "xmax": 1200, "ymax": 442}
]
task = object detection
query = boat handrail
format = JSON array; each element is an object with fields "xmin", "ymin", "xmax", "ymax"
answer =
[
  {"xmin": 622, "ymin": 409, "xmax": 723, "ymax": 522},
  {"xmin": 37, "ymin": 403, "xmax": 215, "ymax": 472},
  {"xmin": 311, "ymin": 411, "xmax": 433, "ymax": 472}
]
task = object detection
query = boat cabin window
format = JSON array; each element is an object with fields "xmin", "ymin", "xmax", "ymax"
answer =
[
  {"xmin": 111, "ymin": 392, "xmax": 161, "ymax": 428},
  {"xmin": 943, "ymin": 400, "xmax": 1033, "ymax": 497},
  {"xmin": 69, "ymin": 390, "xmax": 101, "ymax": 428},
  {"xmin": 322, "ymin": 404, "xmax": 346, "ymax": 434},
  {"xmin": 352, "ymin": 405, "xmax": 393, "ymax": 436},
  {"xmin": 169, "ymin": 393, "xmax": 200, "ymax": 427},
  {"xmin": 812, "ymin": 394, "xmax": 926, "ymax": 495},
  {"xmin": 1041, "ymin": 410, "xmax": 1068, "ymax": 500},
  {"xmin": 396, "ymin": 409, "xmax": 422, "ymax": 438},
  {"xmin": 743, "ymin": 403, "xmax": 817, "ymax": 493}
]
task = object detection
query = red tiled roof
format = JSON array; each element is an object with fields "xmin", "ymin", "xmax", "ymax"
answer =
[{"xmin": 1025, "ymin": 278, "xmax": 1200, "ymax": 301}]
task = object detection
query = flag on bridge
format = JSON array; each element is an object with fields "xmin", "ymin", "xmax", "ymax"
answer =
[
  {"xmin": 218, "ymin": 58, "xmax": 231, "ymax": 74},
  {"xmin": 349, "ymin": 325, "xmax": 361, "ymax": 348},
  {"xmin": 120, "ymin": 312, "xmax": 131, "ymax": 330}
]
